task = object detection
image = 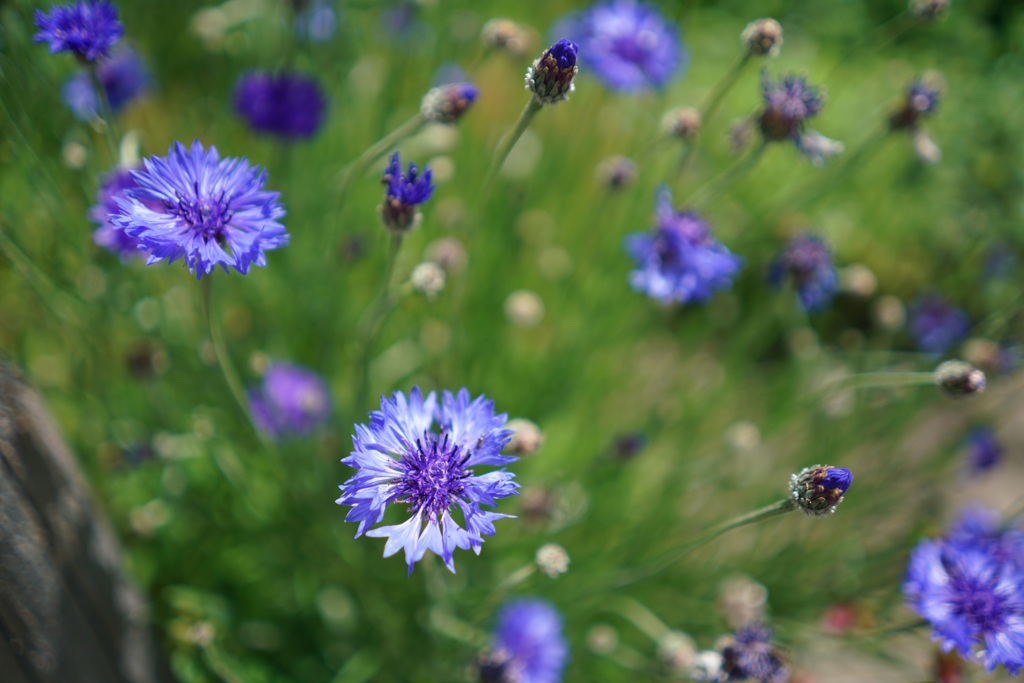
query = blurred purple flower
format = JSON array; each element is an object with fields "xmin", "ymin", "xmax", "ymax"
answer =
[
  {"xmin": 88, "ymin": 166, "xmax": 150, "ymax": 260},
  {"xmin": 720, "ymin": 623, "xmax": 790, "ymax": 683},
  {"xmin": 62, "ymin": 47, "xmax": 150, "ymax": 120},
  {"xmin": 335, "ymin": 388, "xmax": 518, "ymax": 575},
  {"xmin": 964, "ymin": 427, "xmax": 1003, "ymax": 474},
  {"xmin": 555, "ymin": 0, "xmax": 685, "ymax": 92},
  {"xmin": 380, "ymin": 152, "xmax": 434, "ymax": 233},
  {"xmin": 62, "ymin": 71, "xmax": 99, "ymax": 120},
  {"xmin": 249, "ymin": 362, "xmax": 331, "ymax": 440},
  {"xmin": 909, "ymin": 295, "xmax": 970, "ymax": 354},
  {"xmin": 767, "ymin": 233, "xmax": 838, "ymax": 312},
  {"xmin": 294, "ymin": 0, "xmax": 337, "ymax": 42},
  {"xmin": 489, "ymin": 599, "xmax": 569, "ymax": 683},
  {"xmin": 905, "ymin": 507, "xmax": 1024, "ymax": 675},
  {"xmin": 33, "ymin": 0, "xmax": 123, "ymax": 62},
  {"xmin": 758, "ymin": 71, "xmax": 839, "ymax": 165},
  {"xmin": 624, "ymin": 186, "xmax": 742, "ymax": 305},
  {"xmin": 112, "ymin": 140, "xmax": 288, "ymax": 279},
  {"xmin": 234, "ymin": 71, "xmax": 327, "ymax": 139}
]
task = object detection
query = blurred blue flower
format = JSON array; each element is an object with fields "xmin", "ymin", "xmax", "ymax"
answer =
[
  {"xmin": 758, "ymin": 71, "xmax": 840, "ymax": 164},
  {"xmin": 767, "ymin": 233, "xmax": 838, "ymax": 313},
  {"xmin": 909, "ymin": 295, "xmax": 970, "ymax": 354},
  {"xmin": 624, "ymin": 186, "xmax": 742, "ymax": 306},
  {"xmin": 964, "ymin": 427, "xmax": 1003, "ymax": 474},
  {"xmin": 62, "ymin": 47, "xmax": 150, "ymax": 120},
  {"xmin": 527, "ymin": 39, "xmax": 579, "ymax": 105},
  {"xmin": 490, "ymin": 599, "xmax": 568, "ymax": 683},
  {"xmin": 380, "ymin": 152, "xmax": 434, "ymax": 233},
  {"xmin": 720, "ymin": 623, "xmax": 790, "ymax": 683},
  {"xmin": 62, "ymin": 71, "xmax": 99, "ymax": 120},
  {"xmin": 294, "ymin": 0, "xmax": 337, "ymax": 43},
  {"xmin": 891, "ymin": 72, "xmax": 943, "ymax": 131},
  {"xmin": 33, "ymin": 0, "xmax": 123, "ymax": 62},
  {"xmin": 421, "ymin": 82, "xmax": 479, "ymax": 125},
  {"xmin": 336, "ymin": 388, "xmax": 518, "ymax": 575},
  {"xmin": 234, "ymin": 71, "xmax": 327, "ymax": 139},
  {"xmin": 555, "ymin": 0, "xmax": 685, "ymax": 92},
  {"xmin": 88, "ymin": 166, "xmax": 148, "ymax": 260},
  {"xmin": 112, "ymin": 140, "xmax": 288, "ymax": 279},
  {"xmin": 905, "ymin": 508, "xmax": 1024, "ymax": 675},
  {"xmin": 249, "ymin": 362, "xmax": 331, "ymax": 441}
]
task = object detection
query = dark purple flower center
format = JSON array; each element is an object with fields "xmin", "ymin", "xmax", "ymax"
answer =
[
  {"xmin": 397, "ymin": 432, "xmax": 472, "ymax": 519},
  {"xmin": 949, "ymin": 572, "xmax": 1010, "ymax": 634},
  {"xmin": 167, "ymin": 181, "xmax": 234, "ymax": 246}
]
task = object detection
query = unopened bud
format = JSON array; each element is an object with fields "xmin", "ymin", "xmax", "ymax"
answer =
[
  {"xmin": 661, "ymin": 106, "xmax": 701, "ymax": 140},
  {"xmin": 595, "ymin": 155, "xmax": 637, "ymax": 190},
  {"xmin": 535, "ymin": 543, "xmax": 569, "ymax": 577},
  {"xmin": 482, "ymin": 18, "xmax": 532, "ymax": 57},
  {"xmin": 410, "ymin": 261, "xmax": 446, "ymax": 298},
  {"xmin": 421, "ymin": 82, "xmax": 479, "ymax": 124},
  {"xmin": 526, "ymin": 39, "xmax": 578, "ymax": 106},
  {"xmin": 658, "ymin": 631, "xmax": 697, "ymax": 672},
  {"xmin": 741, "ymin": 18, "xmax": 784, "ymax": 57},
  {"xmin": 934, "ymin": 360, "xmax": 986, "ymax": 397},
  {"xmin": 909, "ymin": 0, "xmax": 950, "ymax": 22},
  {"xmin": 505, "ymin": 418, "xmax": 544, "ymax": 455},
  {"xmin": 789, "ymin": 464, "xmax": 853, "ymax": 517}
]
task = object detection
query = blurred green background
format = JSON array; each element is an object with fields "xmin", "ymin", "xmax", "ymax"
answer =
[{"xmin": 2, "ymin": 0, "xmax": 1024, "ymax": 680}]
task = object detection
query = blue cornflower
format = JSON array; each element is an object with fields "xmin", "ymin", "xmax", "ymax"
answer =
[
  {"xmin": 421, "ymin": 82, "xmax": 479, "ymax": 124},
  {"xmin": 234, "ymin": 71, "xmax": 327, "ymax": 139},
  {"xmin": 33, "ymin": 0, "xmax": 123, "ymax": 62},
  {"xmin": 719, "ymin": 623, "xmax": 790, "ymax": 683},
  {"xmin": 909, "ymin": 295, "xmax": 970, "ymax": 354},
  {"xmin": 526, "ymin": 39, "xmax": 579, "ymax": 105},
  {"xmin": 555, "ymin": 0, "xmax": 686, "ymax": 92},
  {"xmin": 111, "ymin": 140, "xmax": 288, "ymax": 279},
  {"xmin": 759, "ymin": 71, "xmax": 840, "ymax": 165},
  {"xmin": 624, "ymin": 186, "xmax": 742, "ymax": 306},
  {"xmin": 89, "ymin": 166, "xmax": 149, "ymax": 260},
  {"xmin": 63, "ymin": 46, "xmax": 151, "ymax": 120},
  {"xmin": 380, "ymin": 152, "xmax": 434, "ymax": 233},
  {"xmin": 767, "ymin": 233, "xmax": 838, "ymax": 313},
  {"xmin": 249, "ymin": 362, "xmax": 332, "ymax": 441},
  {"xmin": 905, "ymin": 508, "xmax": 1024, "ymax": 675},
  {"xmin": 484, "ymin": 599, "xmax": 568, "ymax": 683},
  {"xmin": 890, "ymin": 72, "xmax": 943, "ymax": 131},
  {"xmin": 964, "ymin": 427, "xmax": 1003, "ymax": 474},
  {"xmin": 293, "ymin": 0, "xmax": 337, "ymax": 43},
  {"xmin": 336, "ymin": 388, "xmax": 519, "ymax": 575},
  {"xmin": 789, "ymin": 464, "xmax": 853, "ymax": 517}
]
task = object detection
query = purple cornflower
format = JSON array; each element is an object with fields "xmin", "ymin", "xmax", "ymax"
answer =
[
  {"xmin": 421, "ymin": 82, "xmax": 479, "ymax": 124},
  {"xmin": 63, "ymin": 46, "xmax": 151, "ymax": 119},
  {"xmin": 293, "ymin": 0, "xmax": 337, "ymax": 43},
  {"xmin": 483, "ymin": 599, "xmax": 568, "ymax": 683},
  {"xmin": 905, "ymin": 508, "xmax": 1024, "ymax": 675},
  {"xmin": 380, "ymin": 152, "xmax": 434, "ymax": 233},
  {"xmin": 248, "ymin": 362, "xmax": 331, "ymax": 440},
  {"xmin": 767, "ymin": 234, "xmax": 838, "ymax": 313},
  {"xmin": 234, "ymin": 71, "xmax": 327, "ymax": 139},
  {"xmin": 526, "ymin": 39, "xmax": 579, "ymax": 105},
  {"xmin": 335, "ymin": 388, "xmax": 519, "ymax": 575},
  {"xmin": 555, "ymin": 0, "xmax": 686, "ymax": 92},
  {"xmin": 33, "ymin": 0, "xmax": 123, "ymax": 62},
  {"xmin": 759, "ymin": 71, "xmax": 839, "ymax": 164},
  {"xmin": 719, "ymin": 623, "xmax": 790, "ymax": 683},
  {"xmin": 789, "ymin": 464, "xmax": 853, "ymax": 517},
  {"xmin": 111, "ymin": 140, "xmax": 288, "ymax": 279},
  {"xmin": 890, "ymin": 73, "xmax": 943, "ymax": 131},
  {"xmin": 624, "ymin": 186, "xmax": 742, "ymax": 306},
  {"xmin": 909, "ymin": 295, "xmax": 970, "ymax": 354},
  {"xmin": 964, "ymin": 427, "xmax": 1003, "ymax": 474},
  {"xmin": 88, "ymin": 167, "xmax": 149, "ymax": 260}
]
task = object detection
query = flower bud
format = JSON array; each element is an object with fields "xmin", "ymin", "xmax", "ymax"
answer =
[
  {"xmin": 661, "ymin": 106, "xmax": 701, "ymax": 140},
  {"xmin": 535, "ymin": 543, "xmax": 570, "ymax": 577},
  {"xmin": 934, "ymin": 360, "xmax": 986, "ymax": 397},
  {"xmin": 409, "ymin": 261, "xmax": 445, "ymax": 298},
  {"xmin": 909, "ymin": 0, "xmax": 950, "ymax": 22},
  {"xmin": 741, "ymin": 18, "xmax": 783, "ymax": 57},
  {"xmin": 505, "ymin": 418, "xmax": 544, "ymax": 455},
  {"xmin": 526, "ymin": 39, "xmax": 578, "ymax": 106},
  {"xmin": 482, "ymin": 18, "xmax": 532, "ymax": 57},
  {"xmin": 594, "ymin": 155, "xmax": 637, "ymax": 190},
  {"xmin": 421, "ymin": 82, "xmax": 479, "ymax": 124},
  {"xmin": 789, "ymin": 464, "xmax": 853, "ymax": 517}
]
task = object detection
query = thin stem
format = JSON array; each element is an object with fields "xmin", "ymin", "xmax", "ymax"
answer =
[
  {"xmin": 333, "ymin": 112, "xmax": 426, "ymax": 205},
  {"xmin": 88, "ymin": 65, "xmax": 120, "ymax": 163},
  {"xmin": 685, "ymin": 141, "xmax": 766, "ymax": 207},
  {"xmin": 354, "ymin": 234, "xmax": 405, "ymax": 411},
  {"xmin": 608, "ymin": 499, "xmax": 797, "ymax": 590},
  {"xmin": 835, "ymin": 371, "xmax": 936, "ymax": 391},
  {"xmin": 700, "ymin": 53, "xmax": 751, "ymax": 123},
  {"xmin": 480, "ymin": 98, "xmax": 544, "ymax": 201},
  {"xmin": 201, "ymin": 274, "xmax": 251, "ymax": 422}
]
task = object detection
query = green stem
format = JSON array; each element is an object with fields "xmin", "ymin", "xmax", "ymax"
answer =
[
  {"xmin": 782, "ymin": 128, "xmax": 888, "ymax": 211},
  {"xmin": 685, "ymin": 141, "xmax": 766, "ymax": 207},
  {"xmin": 334, "ymin": 113, "xmax": 426, "ymax": 205},
  {"xmin": 836, "ymin": 371, "xmax": 936, "ymax": 391},
  {"xmin": 88, "ymin": 65, "xmax": 120, "ymax": 163},
  {"xmin": 700, "ymin": 53, "xmax": 750, "ymax": 123},
  {"xmin": 201, "ymin": 275, "xmax": 251, "ymax": 422},
  {"xmin": 354, "ymin": 234, "xmax": 405, "ymax": 411},
  {"xmin": 609, "ymin": 499, "xmax": 797, "ymax": 589},
  {"xmin": 480, "ymin": 98, "xmax": 544, "ymax": 201}
]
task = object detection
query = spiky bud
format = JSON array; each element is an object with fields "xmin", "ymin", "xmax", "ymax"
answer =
[
  {"xmin": 421, "ymin": 82, "xmax": 479, "ymax": 124},
  {"xmin": 482, "ymin": 17, "xmax": 532, "ymax": 57},
  {"xmin": 595, "ymin": 155, "xmax": 637, "ymax": 190},
  {"xmin": 535, "ymin": 543, "xmax": 570, "ymax": 577},
  {"xmin": 741, "ymin": 18, "xmax": 784, "ymax": 57},
  {"xmin": 661, "ymin": 106, "xmax": 702, "ymax": 140},
  {"xmin": 789, "ymin": 465, "xmax": 853, "ymax": 517},
  {"xmin": 934, "ymin": 360, "xmax": 986, "ymax": 397},
  {"xmin": 526, "ymin": 39, "xmax": 578, "ymax": 106}
]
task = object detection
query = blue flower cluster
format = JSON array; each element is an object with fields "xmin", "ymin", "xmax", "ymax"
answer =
[
  {"xmin": 33, "ymin": 0, "xmax": 123, "ymax": 62},
  {"xmin": 624, "ymin": 187, "xmax": 742, "ymax": 306},
  {"xmin": 905, "ymin": 507, "xmax": 1024, "ymax": 675}
]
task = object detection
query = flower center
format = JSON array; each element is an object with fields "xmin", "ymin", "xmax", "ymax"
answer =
[
  {"xmin": 396, "ymin": 432, "xmax": 471, "ymax": 520},
  {"xmin": 168, "ymin": 181, "xmax": 234, "ymax": 246},
  {"xmin": 951, "ymin": 573, "xmax": 1009, "ymax": 633}
]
